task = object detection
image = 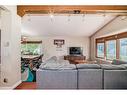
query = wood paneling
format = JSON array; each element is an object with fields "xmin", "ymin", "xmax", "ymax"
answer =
[
  {"xmin": 117, "ymin": 32, "xmax": 127, "ymax": 39},
  {"xmin": 17, "ymin": 5, "xmax": 127, "ymax": 17},
  {"xmin": 96, "ymin": 38, "xmax": 105, "ymax": 43},
  {"xmin": 64, "ymin": 55, "xmax": 86, "ymax": 64},
  {"xmin": 96, "ymin": 32, "xmax": 127, "ymax": 41}
]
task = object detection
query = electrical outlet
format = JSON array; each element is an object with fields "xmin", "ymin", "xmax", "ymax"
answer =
[{"xmin": 3, "ymin": 78, "xmax": 8, "ymax": 83}]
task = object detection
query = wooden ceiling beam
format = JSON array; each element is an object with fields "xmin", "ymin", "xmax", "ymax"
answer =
[{"xmin": 17, "ymin": 5, "xmax": 127, "ymax": 17}]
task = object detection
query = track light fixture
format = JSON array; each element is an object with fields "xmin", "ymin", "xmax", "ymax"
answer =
[
  {"xmin": 27, "ymin": 14, "xmax": 31, "ymax": 21},
  {"xmin": 73, "ymin": 10, "xmax": 81, "ymax": 14},
  {"xmin": 82, "ymin": 12, "xmax": 86, "ymax": 22},
  {"xmin": 50, "ymin": 13, "xmax": 54, "ymax": 18},
  {"xmin": 102, "ymin": 11, "xmax": 106, "ymax": 17},
  {"xmin": 68, "ymin": 14, "xmax": 71, "ymax": 22},
  {"xmin": 49, "ymin": 10, "xmax": 54, "ymax": 22}
]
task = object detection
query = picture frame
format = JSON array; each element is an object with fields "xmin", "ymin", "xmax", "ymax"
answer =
[{"xmin": 54, "ymin": 39, "xmax": 65, "ymax": 48}]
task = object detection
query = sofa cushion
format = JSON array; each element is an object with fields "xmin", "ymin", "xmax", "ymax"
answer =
[
  {"xmin": 78, "ymin": 69, "xmax": 103, "ymax": 89},
  {"xmin": 40, "ymin": 56, "xmax": 77, "ymax": 70},
  {"xmin": 111, "ymin": 59, "xmax": 127, "ymax": 65},
  {"xmin": 100, "ymin": 64, "xmax": 126, "ymax": 70},
  {"xmin": 58, "ymin": 59, "xmax": 70, "ymax": 65},
  {"xmin": 40, "ymin": 63, "xmax": 76, "ymax": 70},
  {"xmin": 45, "ymin": 56, "xmax": 58, "ymax": 63},
  {"xmin": 121, "ymin": 64, "xmax": 127, "ymax": 69},
  {"xmin": 36, "ymin": 69, "xmax": 77, "ymax": 89},
  {"xmin": 76, "ymin": 64, "xmax": 101, "ymax": 69}
]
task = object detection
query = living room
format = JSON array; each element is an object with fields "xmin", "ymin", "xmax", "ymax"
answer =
[
  {"xmin": 19, "ymin": 5, "xmax": 127, "ymax": 89},
  {"xmin": 0, "ymin": 4, "xmax": 127, "ymax": 91}
]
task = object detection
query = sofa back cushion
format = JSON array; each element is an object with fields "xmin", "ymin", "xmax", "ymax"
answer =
[
  {"xmin": 111, "ymin": 59, "xmax": 127, "ymax": 65},
  {"xmin": 76, "ymin": 64, "xmax": 101, "ymax": 69},
  {"xmin": 39, "ymin": 62, "xmax": 76, "ymax": 70},
  {"xmin": 100, "ymin": 64, "xmax": 126, "ymax": 70}
]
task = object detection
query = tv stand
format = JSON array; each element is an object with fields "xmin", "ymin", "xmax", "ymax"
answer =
[{"xmin": 64, "ymin": 55, "xmax": 86, "ymax": 64}]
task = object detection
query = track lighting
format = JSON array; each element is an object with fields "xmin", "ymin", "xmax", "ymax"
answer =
[
  {"xmin": 73, "ymin": 10, "xmax": 81, "ymax": 14},
  {"xmin": 50, "ymin": 13, "xmax": 54, "ymax": 18},
  {"xmin": 50, "ymin": 13, "xmax": 54, "ymax": 22},
  {"xmin": 27, "ymin": 14, "xmax": 31, "ymax": 21},
  {"xmin": 68, "ymin": 14, "xmax": 71, "ymax": 22},
  {"xmin": 82, "ymin": 14, "xmax": 85, "ymax": 22},
  {"xmin": 49, "ymin": 10, "xmax": 54, "ymax": 22},
  {"xmin": 102, "ymin": 11, "xmax": 106, "ymax": 17}
]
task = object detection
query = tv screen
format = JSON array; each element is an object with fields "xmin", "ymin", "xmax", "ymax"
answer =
[{"xmin": 69, "ymin": 47, "xmax": 82, "ymax": 55}]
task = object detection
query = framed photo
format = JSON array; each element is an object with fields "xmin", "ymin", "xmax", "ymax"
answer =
[{"xmin": 54, "ymin": 39, "xmax": 65, "ymax": 48}]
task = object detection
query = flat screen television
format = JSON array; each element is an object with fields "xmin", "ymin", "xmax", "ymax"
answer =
[{"xmin": 69, "ymin": 47, "xmax": 83, "ymax": 55}]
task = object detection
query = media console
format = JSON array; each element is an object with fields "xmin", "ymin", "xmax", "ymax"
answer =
[{"xmin": 64, "ymin": 55, "xmax": 86, "ymax": 64}]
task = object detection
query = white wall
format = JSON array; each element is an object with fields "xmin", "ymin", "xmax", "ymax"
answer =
[
  {"xmin": 27, "ymin": 36, "xmax": 90, "ymax": 60},
  {"xmin": 0, "ymin": 6, "xmax": 21, "ymax": 88},
  {"xmin": 90, "ymin": 16, "xmax": 127, "ymax": 60}
]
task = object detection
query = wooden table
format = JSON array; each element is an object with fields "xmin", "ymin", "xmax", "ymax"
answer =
[{"xmin": 73, "ymin": 60, "xmax": 87, "ymax": 64}]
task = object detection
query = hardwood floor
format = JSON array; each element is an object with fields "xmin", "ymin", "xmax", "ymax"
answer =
[{"xmin": 15, "ymin": 82, "xmax": 36, "ymax": 89}]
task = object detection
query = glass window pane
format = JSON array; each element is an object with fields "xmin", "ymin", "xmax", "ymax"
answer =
[
  {"xmin": 21, "ymin": 43, "xmax": 42, "ymax": 55},
  {"xmin": 106, "ymin": 40, "xmax": 116, "ymax": 60},
  {"xmin": 97, "ymin": 43, "xmax": 104, "ymax": 58},
  {"xmin": 120, "ymin": 38, "xmax": 127, "ymax": 61}
]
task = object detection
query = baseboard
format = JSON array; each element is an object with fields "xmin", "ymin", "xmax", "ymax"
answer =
[
  {"xmin": 0, "ymin": 80, "xmax": 22, "ymax": 90},
  {"xmin": 12, "ymin": 80, "xmax": 22, "ymax": 89}
]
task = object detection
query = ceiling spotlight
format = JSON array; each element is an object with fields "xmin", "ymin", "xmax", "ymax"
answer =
[
  {"xmin": 82, "ymin": 14, "xmax": 85, "ymax": 22},
  {"xmin": 50, "ymin": 14, "xmax": 54, "ymax": 22},
  {"xmin": 27, "ymin": 14, "xmax": 31, "ymax": 21},
  {"xmin": 50, "ymin": 13, "xmax": 54, "ymax": 18},
  {"xmin": 68, "ymin": 15, "xmax": 71, "ymax": 22},
  {"xmin": 102, "ymin": 11, "xmax": 106, "ymax": 17},
  {"xmin": 49, "ymin": 9, "xmax": 54, "ymax": 18},
  {"xmin": 49, "ymin": 10, "xmax": 54, "ymax": 22}
]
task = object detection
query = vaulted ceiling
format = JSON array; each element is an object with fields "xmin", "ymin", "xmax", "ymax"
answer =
[
  {"xmin": 20, "ymin": 5, "xmax": 127, "ymax": 37},
  {"xmin": 22, "ymin": 14, "xmax": 115, "ymax": 37}
]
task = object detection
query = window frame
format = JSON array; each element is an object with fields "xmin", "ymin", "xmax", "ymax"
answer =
[
  {"xmin": 119, "ymin": 38, "xmax": 127, "ymax": 61},
  {"xmin": 95, "ymin": 32, "xmax": 127, "ymax": 61},
  {"xmin": 21, "ymin": 41, "xmax": 42, "ymax": 55},
  {"xmin": 105, "ymin": 40, "xmax": 117, "ymax": 60},
  {"xmin": 96, "ymin": 42, "xmax": 105, "ymax": 59}
]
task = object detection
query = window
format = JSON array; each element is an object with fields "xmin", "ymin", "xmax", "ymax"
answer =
[
  {"xmin": 106, "ymin": 40, "xmax": 116, "ymax": 60},
  {"xmin": 96, "ymin": 32, "xmax": 127, "ymax": 61},
  {"xmin": 120, "ymin": 38, "xmax": 127, "ymax": 61},
  {"xmin": 21, "ymin": 41, "xmax": 42, "ymax": 55},
  {"xmin": 97, "ymin": 43, "xmax": 104, "ymax": 58}
]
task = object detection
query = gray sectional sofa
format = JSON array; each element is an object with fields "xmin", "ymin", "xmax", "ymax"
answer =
[
  {"xmin": 76, "ymin": 64, "xmax": 103, "ymax": 89},
  {"xmin": 37, "ymin": 69, "xmax": 77, "ymax": 89},
  {"xmin": 36, "ymin": 59, "xmax": 127, "ymax": 89},
  {"xmin": 101, "ymin": 60, "xmax": 127, "ymax": 89}
]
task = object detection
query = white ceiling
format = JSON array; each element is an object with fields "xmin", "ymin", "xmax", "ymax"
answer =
[{"xmin": 22, "ymin": 14, "xmax": 115, "ymax": 37}]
